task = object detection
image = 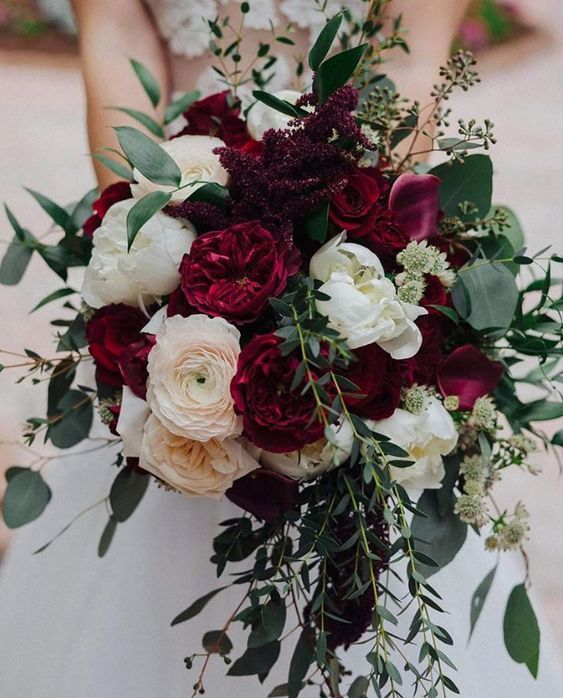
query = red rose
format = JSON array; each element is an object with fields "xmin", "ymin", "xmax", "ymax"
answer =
[
  {"xmin": 231, "ymin": 334, "xmax": 327, "ymax": 452},
  {"xmin": 226, "ymin": 469, "xmax": 298, "ymax": 522},
  {"xmin": 399, "ymin": 314, "xmax": 449, "ymax": 388},
  {"xmin": 166, "ymin": 286, "xmax": 195, "ymax": 318},
  {"xmin": 350, "ymin": 208, "xmax": 410, "ymax": 268},
  {"xmin": 175, "ymin": 90, "xmax": 251, "ymax": 148},
  {"xmin": 437, "ymin": 345, "xmax": 504, "ymax": 410},
  {"xmin": 83, "ymin": 182, "xmax": 132, "ymax": 239},
  {"xmin": 329, "ymin": 168, "xmax": 382, "ymax": 235},
  {"xmin": 118, "ymin": 334, "xmax": 156, "ymax": 400},
  {"xmin": 343, "ymin": 344, "xmax": 402, "ymax": 420},
  {"xmin": 180, "ymin": 221, "xmax": 300, "ymax": 325},
  {"xmin": 85, "ymin": 304, "xmax": 147, "ymax": 389},
  {"xmin": 421, "ymin": 275, "xmax": 448, "ymax": 312}
]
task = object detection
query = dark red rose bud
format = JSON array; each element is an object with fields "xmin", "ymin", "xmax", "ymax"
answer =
[
  {"xmin": 118, "ymin": 335, "xmax": 156, "ymax": 400},
  {"xmin": 226, "ymin": 469, "xmax": 298, "ymax": 522},
  {"xmin": 85, "ymin": 304, "xmax": 147, "ymax": 389},
  {"xmin": 82, "ymin": 182, "xmax": 132, "ymax": 239},
  {"xmin": 388, "ymin": 173, "xmax": 441, "ymax": 241},
  {"xmin": 180, "ymin": 221, "xmax": 300, "ymax": 325},
  {"xmin": 437, "ymin": 345, "xmax": 504, "ymax": 410},
  {"xmin": 342, "ymin": 344, "xmax": 401, "ymax": 420},
  {"xmin": 329, "ymin": 168, "xmax": 382, "ymax": 235},
  {"xmin": 231, "ymin": 334, "xmax": 328, "ymax": 452}
]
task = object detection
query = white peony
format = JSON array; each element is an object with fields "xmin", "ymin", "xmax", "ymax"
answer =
[
  {"xmin": 146, "ymin": 314, "xmax": 241, "ymax": 441},
  {"xmin": 261, "ymin": 419, "xmax": 354, "ymax": 480},
  {"xmin": 371, "ymin": 397, "xmax": 459, "ymax": 491},
  {"xmin": 246, "ymin": 89, "xmax": 303, "ymax": 140},
  {"xmin": 131, "ymin": 135, "xmax": 228, "ymax": 203},
  {"xmin": 116, "ymin": 386, "xmax": 150, "ymax": 459},
  {"xmin": 81, "ymin": 199, "xmax": 195, "ymax": 309},
  {"xmin": 140, "ymin": 415, "xmax": 259, "ymax": 499},
  {"xmin": 310, "ymin": 234, "xmax": 427, "ymax": 359}
]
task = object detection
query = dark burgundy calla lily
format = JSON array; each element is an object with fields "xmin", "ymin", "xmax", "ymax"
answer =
[
  {"xmin": 388, "ymin": 173, "xmax": 441, "ymax": 241},
  {"xmin": 226, "ymin": 469, "xmax": 298, "ymax": 523},
  {"xmin": 437, "ymin": 345, "xmax": 504, "ymax": 410}
]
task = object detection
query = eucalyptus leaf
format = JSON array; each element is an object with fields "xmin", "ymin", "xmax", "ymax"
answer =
[
  {"xmin": 31, "ymin": 287, "xmax": 76, "ymax": 313},
  {"xmin": 171, "ymin": 586, "xmax": 228, "ymax": 626},
  {"xmin": 109, "ymin": 467, "xmax": 150, "ymax": 522},
  {"xmin": 308, "ymin": 12, "xmax": 343, "ymax": 71},
  {"xmin": 503, "ymin": 584, "xmax": 540, "ymax": 668},
  {"xmin": 348, "ymin": 676, "xmax": 369, "ymax": 697},
  {"xmin": 202, "ymin": 630, "xmax": 233, "ymax": 655},
  {"xmin": 429, "ymin": 154, "xmax": 493, "ymax": 221},
  {"xmin": 252, "ymin": 91, "xmax": 308, "ymax": 119},
  {"xmin": 164, "ymin": 90, "xmax": 201, "ymax": 124},
  {"xmin": 92, "ymin": 153, "xmax": 134, "ymax": 181},
  {"xmin": 115, "ymin": 126, "xmax": 181, "ymax": 186},
  {"xmin": 126, "ymin": 191, "xmax": 171, "ymax": 249},
  {"xmin": 48, "ymin": 389, "xmax": 93, "ymax": 449},
  {"xmin": 98, "ymin": 515, "xmax": 118, "ymax": 557},
  {"xmin": 130, "ymin": 58, "xmax": 161, "ymax": 108},
  {"xmin": 2, "ymin": 468, "xmax": 51, "ymax": 529},
  {"xmin": 227, "ymin": 640, "xmax": 281, "ymax": 676},
  {"xmin": 514, "ymin": 400, "xmax": 563, "ymax": 424},
  {"xmin": 313, "ymin": 44, "xmax": 368, "ymax": 104},
  {"xmin": 0, "ymin": 234, "xmax": 34, "ymax": 285},
  {"xmin": 469, "ymin": 565, "xmax": 497, "ymax": 640},
  {"xmin": 110, "ymin": 107, "xmax": 164, "ymax": 138},
  {"xmin": 288, "ymin": 629, "xmax": 315, "ymax": 698},
  {"xmin": 24, "ymin": 187, "xmax": 74, "ymax": 234}
]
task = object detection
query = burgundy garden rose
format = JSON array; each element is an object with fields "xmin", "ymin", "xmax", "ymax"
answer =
[
  {"xmin": 400, "ymin": 314, "xmax": 448, "ymax": 388},
  {"xmin": 437, "ymin": 344, "xmax": 504, "ymax": 410},
  {"xmin": 231, "ymin": 334, "xmax": 327, "ymax": 452},
  {"xmin": 329, "ymin": 167, "xmax": 382, "ymax": 235},
  {"xmin": 343, "ymin": 344, "xmax": 402, "ymax": 420},
  {"xmin": 179, "ymin": 221, "xmax": 300, "ymax": 325},
  {"xmin": 85, "ymin": 304, "xmax": 147, "ymax": 389},
  {"xmin": 226, "ymin": 468, "xmax": 299, "ymax": 522},
  {"xmin": 118, "ymin": 334, "xmax": 156, "ymax": 400},
  {"xmin": 82, "ymin": 181, "xmax": 132, "ymax": 239},
  {"xmin": 421, "ymin": 275, "xmax": 449, "ymax": 311},
  {"xmin": 176, "ymin": 90, "xmax": 251, "ymax": 148}
]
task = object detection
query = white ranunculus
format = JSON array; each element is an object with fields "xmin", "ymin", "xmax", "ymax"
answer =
[
  {"xmin": 371, "ymin": 397, "xmax": 459, "ymax": 491},
  {"xmin": 81, "ymin": 199, "xmax": 195, "ymax": 309},
  {"xmin": 246, "ymin": 89, "xmax": 303, "ymax": 140},
  {"xmin": 261, "ymin": 419, "xmax": 354, "ymax": 480},
  {"xmin": 310, "ymin": 234, "xmax": 427, "ymax": 359},
  {"xmin": 146, "ymin": 314, "xmax": 241, "ymax": 441},
  {"xmin": 131, "ymin": 135, "xmax": 228, "ymax": 203},
  {"xmin": 140, "ymin": 415, "xmax": 259, "ymax": 499}
]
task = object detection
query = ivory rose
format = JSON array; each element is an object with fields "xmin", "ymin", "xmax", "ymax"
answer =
[
  {"xmin": 140, "ymin": 415, "xmax": 259, "ymax": 499},
  {"xmin": 131, "ymin": 135, "xmax": 228, "ymax": 203},
  {"xmin": 81, "ymin": 199, "xmax": 195, "ymax": 309},
  {"xmin": 310, "ymin": 234, "xmax": 427, "ymax": 359},
  {"xmin": 371, "ymin": 396, "xmax": 458, "ymax": 491},
  {"xmin": 146, "ymin": 314, "xmax": 241, "ymax": 441},
  {"xmin": 246, "ymin": 89, "xmax": 302, "ymax": 140}
]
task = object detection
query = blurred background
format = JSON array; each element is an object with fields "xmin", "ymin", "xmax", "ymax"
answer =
[{"xmin": 1, "ymin": 0, "xmax": 562, "ymax": 645}]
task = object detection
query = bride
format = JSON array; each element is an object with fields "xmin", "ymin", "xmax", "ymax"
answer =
[{"xmin": 0, "ymin": 1, "xmax": 561, "ymax": 696}]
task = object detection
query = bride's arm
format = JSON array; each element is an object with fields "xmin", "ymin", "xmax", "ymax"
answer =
[{"xmin": 70, "ymin": 0, "xmax": 170, "ymax": 189}]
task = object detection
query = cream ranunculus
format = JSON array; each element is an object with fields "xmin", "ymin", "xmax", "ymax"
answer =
[
  {"xmin": 260, "ymin": 419, "xmax": 354, "ymax": 480},
  {"xmin": 81, "ymin": 199, "xmax": 195, "ymax": 309},
  {"xmin": 131, "ymin": 135, "xmax": 228, "ymax": 204},
  {"xmin": 246, "ymin": 89, "xmax": 303, "ymax": 140},
  {"xmin": 146, "ymin": 314, "xmax": 241, "ymax": 441},
  {"xmin": 310, "ymin": 234, "xmax": 427, "ymax": 359},
  {"xmin": 139, "ymin": 415, "xmax": 259, "ymax": 499},
  {"xmin": 371, "ymin": 397, "xmax": 459, "ymax": 491}
]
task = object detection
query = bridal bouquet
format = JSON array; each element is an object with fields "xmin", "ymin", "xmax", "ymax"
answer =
[{"xmin": 2, "ymin": 8, "xmax": 562, "ymax": 697}]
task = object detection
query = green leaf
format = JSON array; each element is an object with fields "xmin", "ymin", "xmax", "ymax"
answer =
[
  {"xmin": 252, "ymin": 90, "xmax": 308, "ymax": 119},
  {"xmin": 496, "ymin": 206, "xmax": 525, "ymax": 252},
  {"xmin": 313, "ymin": 44, "xmax": 368, "ymax": 103},
  {"xmin": 31, "ymin": 287, "xmax": 76, "ymax": 313},
  {"xmin": 0, "ymin": 234, "xmax": 34, "ymax": 285},
  {"xmin": 411, "ymin": 490, "xmax": 467, "ymax": 578},
  {"xmin": 24, "ymin": 187, "xmax": 74, "ymax": 234},
  {"xmin": 552, "ymin": 430, "xmax": 563, "ymax": 447},
  {"xmin": 526, "ymin": 649, "xmax": 540, "ymax": 679},
  {"xmin": 69, "ymin": 187, "xmax": 98, "ymax": 231},
  {"xmin": 130, "ymin": 58, "xmax": 161, "ymax": 108},
  {"xmin": 5, "ymin": 466, "xmax": 27, "ymax": 482},
  {"xmin": 109, "ymin": 467, "xmax": 150, "ymax": 522},
  {"xmin": 228, "ymin": 641, "xmax": 281, "ymax": 677},
  {"xmin": 47, "ymin": 357, "xmax": 77, "ymax": 417},
  {"xmin": 187, "ymin": 182, "xmax": 229, "ymax": 209},
  {"xmin": 429, "ymin": 154, "xmax": 493, "ymax": 221},
  {"xmin": 92, "ymin": 153, "xmax": 134, "ymax": 181},
  {"xmin": 2, "ymin": 468, "xmax": 51, "ymax": 529},
  {"xmin": 452, "ymin": 262, "xmax": 518, "ymax": 331},
  {"xmin": 202, "ymin": 630, "xmax": 233, "ymax": 655},
  {"xmin": 38, "ymin": 244, "xmax": 70, "ymax": 281},
  {"xmin": 348, "ymin": 676, "xmax": 369, "ymax": 697},
  {"xmin": 288, "ymin": 629, "xmax": 314, "ymax": 698},
  {"xmin": 503, "ymin": 584, "xmax": 540, "ymax": 667},
  {"xmin": 126, "ymin": 191, "xmax": 171, "ymax": 249},
  {"xmin": 110, "ymin": 107, "xmax": 165, "ymax": 138},
  {"xmin": 98, "ymin": 515, "xmax": 118, "ymax": 557},
  {"xmin": 48, "ymin": 389, "xmax": 93, "ymax": 449},
  {"xmin": 164, "ymin": 90, "xmax": 201, "ymax": 124},
  {"xmin": 308, "ymin": 12, "xmax": 343, "ymax": 71},
  {"xmin": 171, "ymin": 586, "xmax": 228, "ymax": 626},
  {"xmin": 114, "ymin": 126, "xmax": 181, "ymax": 186},
  {"xmin": 469, "ymin": 565, "xmax": 497, "ymax": 640},
  {"xmin": 304, "ymin": 202, "xmax": 329, "ymax": 243},
  {"xmin": 248, "ymin": 600, "xmax": 287, "ymax": 648},
  {"xmin": 514, "ymin": 400, "xmax": 563, "ymax": 424}
]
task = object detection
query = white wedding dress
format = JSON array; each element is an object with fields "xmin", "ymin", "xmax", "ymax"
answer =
[{"xmin": 1, "ymin": 2, "xmax": 562, "ymax": 697}]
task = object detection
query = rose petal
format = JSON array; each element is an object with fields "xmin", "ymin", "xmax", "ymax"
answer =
[
  {"xmin": 226, "ymin": 469, "xmax": 298, "ymax": 522},
  {"xmin": 437, "ymin": 345, "xmax": 504, "ymax": 410},
  {"xmin": 388, "ymin": 173, "xmax": 441, "ymax": 241}
]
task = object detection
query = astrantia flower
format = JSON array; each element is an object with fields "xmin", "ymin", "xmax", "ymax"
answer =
[
  {"xmin": 85, "ymin": 303, "xmax": 147, "ymax": 389},
  {"xmin": 147, "ymin": 314, "xmax": 242, "ymax": 441},
  {"xmin": 140, "ymin": 415, "xmax": 259, "ymax": 499},
  {"xmin": 310, "ymin": 234, "xmax": 427, "ymax": 358},
  {"xmin": 231, "ymin": 334, "xmax": 328, "ymax": 452},
  {"xmin": 179, "ymin": 221, "xmax": 300, "ymax": 325},
  {"xmin": 372, "ymin": 396, "xmax": 458, "ymax": 491},
  {"xmin": 81, "ymin": 200, "xmax": 196, "ymax": 308},
  {"xmin": 131, "ymin": 135, "xmax": 228, "ymax": 203}
]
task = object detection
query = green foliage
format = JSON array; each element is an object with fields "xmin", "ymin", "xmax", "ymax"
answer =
[
  {"xmin": 171, "ymin": 587, "xmax": 228, "ymax": 627},
  {"xmin": 164, "ymin": 90, "xmax": 201, "ymax": 125},
  {"xmin": 0, "ymin": 206, "xmax": 37, "ymax": 285},
  {"xmin": 48, "ymin": 390, "xmax": 93, "ymax": 449},
  {"xmin": 430, "ymin": 154, "xmax": 493, "ymax": 221},
  {"xmin": 469, "ymin": 565, "xmax": 497, "ymax": 640},
  {"xmin": 109, "ymin": 107, "xmax": 165, "ymax": 139},
  {"xmin": 2, "ymin": 468, "xmax": 51, "ymax": 529},
  {"xmin": 126, "ymin": 191, "xmax": 171, "ymax": 249},
  {"xmin": 114, "ymin": 126, "xmax": 182, "ymax": 186},
  {"xmin": 98, "ymin": 515, "xmax": 118, "ymax": 558},
  {"xmin": 503, "ymin": 584, "xmax": 540, "ymax": 676},
  {"xmin": 313, "ymin": 44, "xmax": 368, "ymax": 103},
  {"xmin": 187, "ymin": 182, "xmax": 229, "ymax": 209},
  {"xmin": 227, "ymin": 640, "xmax": 281, "ymax": 677},
  {"xmin": 109, "ymin": 468, "xmax": 150, "ymax": 523},
  {"xmin": 130, "ymin": 58, "xmax": 161, "ymax": 108},
  {"xmin": 202, "ymin": 630, "xmax": 233, "ymax": 655},
  {"xmin": 92, "ymin": 152, "xmax": 134, "ymax": 181},
  {"xmin": 308, "ymin": 13, "xmax": 343, "ymax": 71},
  {"xmin": 304, "ymin": 202, "xmax": 329, "ymax": 243},
  {"xmin": 252, "ymin": 91, "xmax": 308, "ymax": 119}
]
